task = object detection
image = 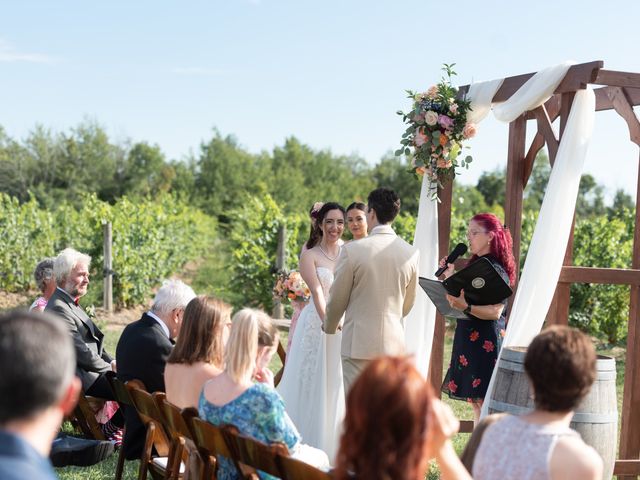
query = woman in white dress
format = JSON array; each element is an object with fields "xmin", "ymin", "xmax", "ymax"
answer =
[{"xmin": 277, "ymin": 202, "xmax": 346, "ymax": 462}]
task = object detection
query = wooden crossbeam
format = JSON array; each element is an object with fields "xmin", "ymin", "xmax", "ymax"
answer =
[
  {"xmin": 607, "ymin": 87, "xmax": 640, "ymax": 146},
  {"xmin": 532, "ymin": 105, "xmax": 559, "ymax": 164},
  {"xmin": 614, "ymin": 459, "xmax": 640, "ymax": 475},
  {"xmin": 458, "ymin": 61, "xmax": 603, "ymax": 102},
  {"xmin": 595, "ymin": 85, "xmax": 640, "ymax": 111},
  {"xmin": 595, "ymin": 69, "xmax": 640, "ymax": 88},
  {"xmin": 558, "ymin": 266, "xmax": 640, "ymax": 285}
]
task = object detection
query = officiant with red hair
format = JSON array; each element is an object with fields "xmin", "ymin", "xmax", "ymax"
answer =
[{"xmin": 438, "ymin": 213, "xmax": 516, "ymax": 424}]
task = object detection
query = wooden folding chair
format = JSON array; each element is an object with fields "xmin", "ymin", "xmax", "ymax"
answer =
[
  {"xmin": 277, "ymin": 454, "xmax": 333, "ymax": 480},
  {"xmin": 184, "ymin": 410, "xmax": 242, "ymax": 480},
  {"xmin": 105, "ymin": 372, "xmax": 134, "ymax": 480},
  {"xmin": 67, "ymin": 390, "xmax": 108, "ymax": 441},
  {"xmin": 224, "ymin": 429, "xmax": 288, "ymax": 479},
  {"xmin": 126, "ymin": 381, "xmax": 180, "ymax": 480},
  {"xmin": 153, "ymin": 393, "xmax": 192, "ymax": 480},
  {"xmin": 273, "ymin": 339, "xmax": 287, "ymax": 387}
]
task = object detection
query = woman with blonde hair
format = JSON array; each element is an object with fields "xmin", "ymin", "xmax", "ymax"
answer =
[
  {"xmin": 165, "ymin": 295, "xmax": 232, "ymax": 409},
  {"xmin": 199, "ymin": 308, "xmax": 329, "ymax": 480}
]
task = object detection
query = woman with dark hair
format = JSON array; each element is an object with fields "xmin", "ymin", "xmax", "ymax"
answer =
[
  {"xmin": 287, "ymin": 202, "xmax": 324, "ymax": 356},
  {"xmin": 334, "ymin": 356, "xmax": 471, "ymax": 480},
  {"xmin": 439, "ymin": 213, "xmax": 516, "ymax": 423},
  {"xmin": 278, "ymin": 202, "xmax": 346, "ymax": 460},
  {"xmin": 346, "ymin": 202, "xmax": 368, "ymax": 241},
  {"xmin": 164, "ymin": 295, "xmax": 232, "ymax": 409},
  {"xmin": 472, "ymin": 326, "xmax": 602, "ymax": 480}
]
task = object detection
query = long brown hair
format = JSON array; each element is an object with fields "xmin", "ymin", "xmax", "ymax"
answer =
[
  {"xmin": 334, "ymin": 356, "xmax": 433, "ymax": 480},
  {"xmin": 167, "ymin": 295, "xmax": 231, "ymax": 368}
]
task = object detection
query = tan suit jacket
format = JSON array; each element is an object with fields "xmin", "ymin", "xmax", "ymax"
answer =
[{"xmin": 324, "ymin": 224, "xmax": 419, "ymax": 359}]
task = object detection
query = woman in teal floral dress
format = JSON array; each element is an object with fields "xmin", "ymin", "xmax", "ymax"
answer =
[
  {"xmin": 439, "ymin": 213, "xmax": 516, "ymax": 425},
  {"xmin": 199, "ymin": 308, "xmax": 329, "ymax": 480}
]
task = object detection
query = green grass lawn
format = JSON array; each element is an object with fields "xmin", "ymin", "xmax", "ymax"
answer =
[{"xmin": 56, "ymin": 320, "xmax": 626, "ymax": 480}]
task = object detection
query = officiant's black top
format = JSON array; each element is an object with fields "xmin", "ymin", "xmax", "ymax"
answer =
[{"xmin": 441, "ymin": 254, "xmax": 510, "ymax": 401}]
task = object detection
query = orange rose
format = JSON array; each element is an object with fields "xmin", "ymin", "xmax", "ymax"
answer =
[
  {"xmin": 288, "ymin": 293, "xmax": 296, "ymax": 300},
  {"xmin": 439, "ymin": 134, "xmax": 448, "ymax": 146},
  {"xmin": 437, "ymin": 158, "xmax": 452, "ymax": 169}
]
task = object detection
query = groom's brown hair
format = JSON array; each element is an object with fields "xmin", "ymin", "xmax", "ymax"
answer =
[{"xmin": 367, "ymin": 187, "xmax": 401, "ymax": 224}]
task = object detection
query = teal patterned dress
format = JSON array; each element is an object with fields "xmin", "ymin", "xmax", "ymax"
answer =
[{"xmin": 198, "ymin": 382, "xmax": 301, "ymax": 480}]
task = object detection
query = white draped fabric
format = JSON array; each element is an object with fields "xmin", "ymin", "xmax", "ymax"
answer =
[
  {"xmin": 404, "ymin": 174, "xmax": 439, "ymax": 377},
  {"xmin": 480, "ymin": 87, "xmax": 595, "ymax": 418},
  {"xmin": 407, "ymin": 62, "xmax": 596, "ymax": 401}
]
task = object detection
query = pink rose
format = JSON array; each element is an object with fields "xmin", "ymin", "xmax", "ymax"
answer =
[
  {"xmin": 463, "ymin": 123, "xmax": 477, "ymax": 139},
  {"xmin": 412, "ymin": 113, "xmax": 424, "ymax": 124},
  {"xmin": 424, "ymin": 111, "xmax": 438, "ymax": 126},
  {"xmin": 449, "ymin": 103, "xmax": 458, "ymax": 115},
  {"xmin": 414, "ymin": 130, "xmax": 428, "ymax": 147},
  {"xmin": 438, "ymin": 115, "xmax": 454, "ymax": 129}
]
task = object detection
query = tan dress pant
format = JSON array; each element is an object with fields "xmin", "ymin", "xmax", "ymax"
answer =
[{"xmin": 341, "ymin": 356, "xmax": 370, "ymax": 395}]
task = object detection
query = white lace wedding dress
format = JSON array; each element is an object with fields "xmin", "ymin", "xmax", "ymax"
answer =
[{"xmin": 277, "ymin": 266, "xmax": 345, "ymax": 462}]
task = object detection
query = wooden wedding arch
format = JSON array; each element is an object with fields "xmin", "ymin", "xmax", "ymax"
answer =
[{"xmin": 428, "ymin": 61, "xmax": 640, "ymax": 478}]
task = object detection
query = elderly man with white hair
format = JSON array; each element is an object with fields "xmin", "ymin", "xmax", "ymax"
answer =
[
  {"xmin": 116, "ymin": 279, "xmax": 196, "ymax": 460},
  {"xmin": 45, "ymin": 248, "xmax": 117, "ymax": 401}
]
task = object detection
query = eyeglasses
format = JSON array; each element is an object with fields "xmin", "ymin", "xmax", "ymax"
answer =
[{"xmin": 466, "ymin": 230, "xmax": 487, "ymax": 237}]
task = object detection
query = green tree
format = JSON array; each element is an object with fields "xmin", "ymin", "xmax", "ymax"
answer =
[
  {"xmin": 476, "ymin": 167, "xmax": 506, "ymax": 207},
  {"xmin": 372, "ymin": 153, "xmax": 421, "ymax": 215}
]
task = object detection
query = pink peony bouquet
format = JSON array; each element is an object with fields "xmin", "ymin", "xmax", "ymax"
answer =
[
  {"xmin": 396, "ymin": 63, "xmax": 475, "ymax": 201},
  {"xmin": 273, "ymin": 270, "xmax": 311, "ymax": 303}
]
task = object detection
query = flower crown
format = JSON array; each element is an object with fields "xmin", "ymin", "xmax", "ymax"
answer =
[{"xmin": 310, "ymin": 202, "xmax": 324, "ymax": 219}]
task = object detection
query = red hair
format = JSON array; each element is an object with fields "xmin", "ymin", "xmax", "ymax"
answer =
[
  {"xmin": 334, "ymin": 357, "xmax": 433, "ymax": 480},
  {"xmin": 470, "ymin": 213, "xmax": 516, "ymax": 285}
]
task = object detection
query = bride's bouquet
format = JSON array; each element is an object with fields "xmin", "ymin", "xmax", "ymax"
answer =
[
  {"xmin": 273, "ymin": 270, "xmax": 311, "ymax": 303},
  {"xmin": 396, "ymin": 63, "xmax": 476, "ymax": 201}
]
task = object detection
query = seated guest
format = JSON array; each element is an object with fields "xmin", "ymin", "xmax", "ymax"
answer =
[
  {"xmin": 334, "ymin": 356, "xmax": 471, "ymax": 480},
  {"xmin": 30, "ymin": 257, "xmax": 57, "ymax": 312},
  {"xmin": 0, "ymin": 310, "xmax": 81, "ymax": 480},
  {"xmin": 165, "ymin": 295, "xmax": 232, "ymax": 409},
  {"xmin": 472, "ymin": 325, "xmax": 603, "ymax": 480},
  {"xmin": 116, "ymin": 279, "xmax": 196, "ymax": 460},
  {"xmin": 200, "ymin": 308, "xmax": 329, "ymax": 480},
  {"xmin": 45, "ymin": 248, "xmax": 116, "ymax": 400}
]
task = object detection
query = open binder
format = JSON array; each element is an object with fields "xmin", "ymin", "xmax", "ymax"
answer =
[{"xmin": 419, "ymin": 257, "xmax": 513, "ymax": 318}]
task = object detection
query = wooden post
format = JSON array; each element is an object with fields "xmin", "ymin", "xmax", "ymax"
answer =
[
  {"xmin": 428, "ymin": 181, "xmax": 453, "ymax": 394},
  {"xmin": 273, "ymin": 224, "xmax": 287, "ymax": 319},
  {"xmin": 103, "ymin": 222, "xmax": 113, "ymax": 313},
  {"xmin": 619, "ymin": 151, "xmax": 640, "ymax": 479},
  {"xmin": 504, "ymin": 115, "xmax": 527, "ymax": 321}
]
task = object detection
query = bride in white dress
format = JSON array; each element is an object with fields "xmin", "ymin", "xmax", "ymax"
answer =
[{"xmin": 277, "ymin": 202, "xmax": 346, "ymax": 462}]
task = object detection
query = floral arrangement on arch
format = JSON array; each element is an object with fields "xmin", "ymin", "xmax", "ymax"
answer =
[
  {"xmin": 273, "ymin": 270, "xmax": 311, "ymax": 303},
  {"xmin": 396, "ymin": 63, "xmax": 477, "ymax": 200}
]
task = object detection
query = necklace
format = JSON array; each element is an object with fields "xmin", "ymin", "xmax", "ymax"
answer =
[{"xmin": 319, "ymin": 244, "xmax": 341, "ymax": 261}]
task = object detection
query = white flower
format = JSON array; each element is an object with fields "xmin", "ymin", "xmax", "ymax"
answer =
[{"xmin": 425, "ymin": 111, "xmax": 439, "ymax": 126}]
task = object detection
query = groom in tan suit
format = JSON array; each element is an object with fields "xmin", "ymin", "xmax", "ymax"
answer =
[{"xmin": 323, "ymin": 187, "xmax": 419, "ymax": 392}]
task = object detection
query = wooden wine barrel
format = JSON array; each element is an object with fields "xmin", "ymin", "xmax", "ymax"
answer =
[{"xmin": 487, "ymin": 347, "xmax": 617, "ymax": 480}]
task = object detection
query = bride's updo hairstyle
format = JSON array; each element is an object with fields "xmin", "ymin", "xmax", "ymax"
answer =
[
  {"xmin": 225, "ymin": 308, "xmax": 279, "ymax": 384},
  {"xmin": 307, "ymin": 202, "xmax": 347, "ymax": 249},
  {"xmin": 469, "ymin": 213, "xmax": 516, "ymax": 286},
  {"xmin": 335, "ymin": 356, "xmax": 434, "ymax": 480}
]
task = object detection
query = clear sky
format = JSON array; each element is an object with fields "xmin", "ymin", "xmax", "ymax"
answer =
[{"xmin": 2, "ymin": 0, "xmax": 639, "ymax": 200}]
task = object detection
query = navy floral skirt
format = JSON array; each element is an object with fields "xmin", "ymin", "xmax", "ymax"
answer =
[{"xmin": 441, "ymin": 315, "xmax": 505, "ymax": 402}]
